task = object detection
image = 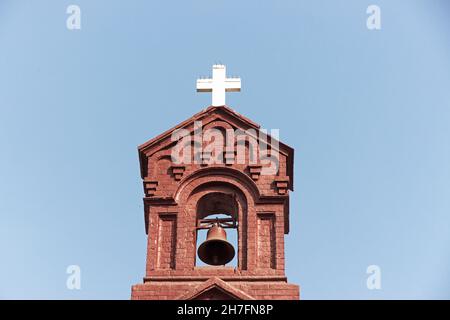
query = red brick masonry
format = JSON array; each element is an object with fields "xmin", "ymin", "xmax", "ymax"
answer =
[{"xmin": 131, "ymin": 106, "xmax": 299, "ymax": 300}]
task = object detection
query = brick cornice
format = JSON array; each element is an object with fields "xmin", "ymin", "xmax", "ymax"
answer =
[{"xmin": 144, "ymin": 275, "xmax": 288, "ymax": 282}]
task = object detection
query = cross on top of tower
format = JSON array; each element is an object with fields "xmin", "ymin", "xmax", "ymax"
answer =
[{"xmin": 196, "ymin": 65, "xmax": 241, "ymax": 106}]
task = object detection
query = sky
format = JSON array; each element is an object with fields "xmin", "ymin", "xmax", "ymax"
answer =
[{"xmin": 0, "ymin": 0, "xmax": 450, "ymax": 299}]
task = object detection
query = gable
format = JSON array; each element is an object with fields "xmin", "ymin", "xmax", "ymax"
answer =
[
  {"xmin": 191, "ymin": 287, "xmax": 238, "ymax": 300},
  {"xmin": 176, "ymin": 277, "xmax": 255, "ymax": 300},
  {"xmin": 138, "ymin": 105, "xmax": 294, "ymax": 190}
]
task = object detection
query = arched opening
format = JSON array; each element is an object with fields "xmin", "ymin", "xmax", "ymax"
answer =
[{"xmin": 195, "ymin": 192, "xmax": 238, "ymax": 267}]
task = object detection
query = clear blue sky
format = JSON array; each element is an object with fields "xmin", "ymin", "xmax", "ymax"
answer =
[{"xmin": 1, "ymin": 0, "xmax": 449, "ymax": 299}]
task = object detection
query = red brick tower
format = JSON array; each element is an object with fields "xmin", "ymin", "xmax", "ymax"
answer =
[{"xmin": 131, "ymin": 105, "xmax": 299, "ymax": 300}]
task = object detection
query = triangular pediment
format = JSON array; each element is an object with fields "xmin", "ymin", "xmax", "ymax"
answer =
[{"xmin": 176, "ymin": 277, "xmax": 255, "ymax": 300}]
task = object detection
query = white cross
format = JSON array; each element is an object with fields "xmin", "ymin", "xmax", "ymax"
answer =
[{"xmin": 196, "ymin": 65, "xmax": 241, "ymax": 106}]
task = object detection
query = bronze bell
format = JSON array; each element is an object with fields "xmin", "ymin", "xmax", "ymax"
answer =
[{"xmin": 197, "ymin": 223, "xmax": 235, "ymax": 266}]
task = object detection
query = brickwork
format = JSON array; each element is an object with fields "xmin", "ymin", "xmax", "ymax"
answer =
[
  {"xmin": 131, "ymin": 106, "xmax": 299, "ymax": 300},
  {"xmin": 156, "ymin": 214, "xmax": 177, "ymax": 269},
  {"xmin": 132, "ymin": 278, "xmax": 299, "ymax": 300}
]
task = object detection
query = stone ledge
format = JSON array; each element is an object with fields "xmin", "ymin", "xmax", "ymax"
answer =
[{"xmin": 143, "ymin": 275, "xmax": 288, "ymax": 282}]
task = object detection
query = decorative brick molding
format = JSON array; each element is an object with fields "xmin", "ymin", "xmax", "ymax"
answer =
[
  {"xmin": 257, "ymin": 213, "xmax": 276, "ymax": 269},
  {"xmin": 143, "ymin": 180, "xmax": 158, "ymax": 196},
  {"xmin": 170, "ymin": 165, "xmax": 185, "ymax": 181},
  {"xmin": 248, "ymin": 165, "xmax": 263, "ymax": 180},
  {"xmin": 274, "ymin": 178, "xmax": 289, "ymax": 195},
  {"xmin": 156, "ymin": 214, "xmax": 177, "ymax": 270}
]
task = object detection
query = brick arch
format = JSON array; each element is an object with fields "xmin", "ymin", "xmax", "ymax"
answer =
[
  {"xmin": 174, "ymin": 167, "xmax": 260, "ymax": 204},
  {"xmin": 188, "ymin": 183, "xmax": 248, "ymax": 269},
  {"xmin": 153, "ymin": 155, "xmax": 172, "ymax": 177},
  {"xmin": 202, "ymin": 119, "xmax": 234, "ymax": 131},
  {"xmin": 195, "ymin": 191, "xmax": 238, "ymax": 220},
  {"xmin": 175, "ymin": 170, "xmax": 258, "ymax": 271}
]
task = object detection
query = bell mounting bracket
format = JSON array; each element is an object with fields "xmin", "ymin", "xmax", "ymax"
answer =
[{"xmin": 196, "ymin": 217, "xmax": 237, "ymax": 230}]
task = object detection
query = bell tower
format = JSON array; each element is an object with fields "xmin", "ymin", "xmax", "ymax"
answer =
[{"xmin": 131, "ymin": 66, "xmax": 299, "ymax": 300}]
